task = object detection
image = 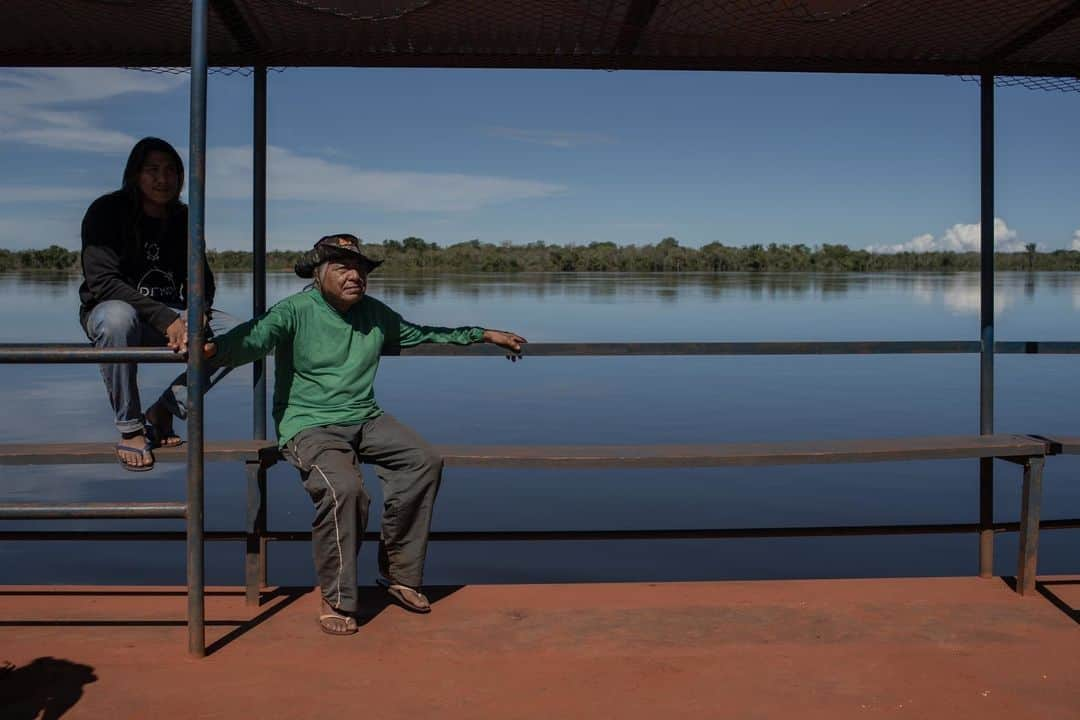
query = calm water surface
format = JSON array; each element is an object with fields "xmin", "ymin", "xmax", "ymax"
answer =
[{"xmin": 1, "ymin": 271, "xmax": 1078, "ymax": 586}]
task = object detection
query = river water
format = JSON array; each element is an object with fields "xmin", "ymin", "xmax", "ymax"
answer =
[{"xmin": 1, "ymin": 271, "xmax": 1077, "ymax": 586}]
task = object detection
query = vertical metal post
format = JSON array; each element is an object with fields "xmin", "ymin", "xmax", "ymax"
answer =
[
  {"xmin": 245, "ymin": 462, "xmax": 267, "ymax": 606},
  {"xmin": 251, "ymin": 66, "xmax": 269, "ymax": 599},
  {"xmin": 1016, "ymin": 456, "xmax": 1044, "ymax": 596},
  {"xmin": 978, "ymin": 73, "xmax": 995, "ymax": 579},
  {"xmin": 187, "ymin": 0, "xmax": 209, "ymax": 659},
  {"xmin": 253, "ymin": 65, "xmax": 268, "ymax": 440},
  {"xmin": 258, "ymin": 467, "xmax": 268, "ymax": 588}
]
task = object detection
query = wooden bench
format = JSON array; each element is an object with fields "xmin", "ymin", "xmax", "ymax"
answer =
[
  {"xmin": 437, "ymin": 435, "xmax": 1053, "ymax": 597},
  {"xmin": 0, "ymin": 434, "xmax": 1053, "ymax": 599}
]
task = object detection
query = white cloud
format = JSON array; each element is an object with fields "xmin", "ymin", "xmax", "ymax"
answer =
[
  {"xmin": 0, "ymin": 185, "xmax": 103, "ymax": 203},
  {"xmin": 1071, "ymin": 229, "xmax": 1080, "ymax": 251},
  {"xmin": 10, "ymin": 125, "xmax": 140, "ymax": 154},
  {"xmin": 206, "ymin": 145, "xmax": 566, "ymax": 212},
  {"xmin": 895, "ymin": 233, "xmax": 936, "ymax": 253},
  {"xmin": 489, "ymin": 127, "xmax": 613, "ymax": 149},
  {"xmin": 0, "ymin": 69, "xmax": 184, "ymax": 154},
  {"xmin": 0, "ymin": 68, "xmax": 180, "ymax": 106},
  {"xmin": 871, "ymin": 218, "xmax": 1026, "ymax": 254}
]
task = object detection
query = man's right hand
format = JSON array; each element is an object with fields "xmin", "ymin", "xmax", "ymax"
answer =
[
  {"xmin": 165, "ymin": 316, "xmax": 187, "ymax": 353},
  {"xmin": 482, "ymin": 329, "xmax": 527, "ymax": 361}
]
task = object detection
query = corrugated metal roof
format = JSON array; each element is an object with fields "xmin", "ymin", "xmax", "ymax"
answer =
[{"xmin": 2, "ymin": 0, "xmax": 1079, "ymax": 79}]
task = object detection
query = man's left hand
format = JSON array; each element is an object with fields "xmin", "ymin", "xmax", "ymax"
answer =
[{"xmin": 482, "ymin": 329, "xmax": 527, "ymax": 361}]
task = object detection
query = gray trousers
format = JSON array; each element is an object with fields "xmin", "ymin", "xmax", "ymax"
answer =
[
  {"xmin": 281, "ymin": 414, "xmax": 443, "ymax": 613},
  {"xmin": 84, "ymin": 300, "xmax": 235, "ymax": 434}
]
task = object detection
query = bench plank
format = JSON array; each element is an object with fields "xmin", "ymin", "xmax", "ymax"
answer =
[
  {"xmin": 0, "ymin": 441, "xmax": 277, "ymax": 466},
  {"xmin": 439, "ymin": 435, "xmax": 1047, "ymax": 468},
  {"xmin": 0, "ymin": 434, "xmax": 1046, "ymax": 469}
]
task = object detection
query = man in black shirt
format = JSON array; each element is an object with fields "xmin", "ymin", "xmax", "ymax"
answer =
[{"xmin": 79, "ymin": 137, "xmax": 234, "ymax": 471}]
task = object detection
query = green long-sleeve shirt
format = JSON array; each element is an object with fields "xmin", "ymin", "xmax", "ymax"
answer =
[{"xmin": 213, "ymin": 288, "xmax": 484, "ymax": 445}]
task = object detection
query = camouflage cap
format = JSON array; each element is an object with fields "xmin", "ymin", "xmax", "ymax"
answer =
[{"xmin": 294, "ymin": 233, "xmax": 383, "ymax": 278}]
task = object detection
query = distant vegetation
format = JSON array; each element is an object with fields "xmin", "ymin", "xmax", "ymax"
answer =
[
  {"xmin": 4, "ymin": 238, "xmax": 1080, "ymax": 273},
  {"xmin": 0, "ymin": 246, "xmax": 82, "ymax": 272}
]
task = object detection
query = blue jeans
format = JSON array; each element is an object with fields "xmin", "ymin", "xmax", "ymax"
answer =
[{"xmin": 84, "ymin": 300, "xmax": 237, "ymax": 435}]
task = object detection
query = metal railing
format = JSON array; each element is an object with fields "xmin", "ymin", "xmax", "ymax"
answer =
[{"xmin": 4, "ymin": 339, "xmax": 1080, "ymax": 363}]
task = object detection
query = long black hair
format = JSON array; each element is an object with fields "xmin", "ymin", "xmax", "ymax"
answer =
[
  {"xmin": 120, "ymin": 137, "xmax": 185, "ymax": 248},
  {"xmin": 122, "ymin": 137, "xmax": 185, "ymax": 206}
]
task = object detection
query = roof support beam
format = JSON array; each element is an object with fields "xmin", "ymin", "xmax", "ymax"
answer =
[
  {"xmin": 978, "ymin": 72, "xmax": 995, "ymax": 578},
  {"xmin": 983, "ymin": 0, "xmax": 1080, "ymax": 64},
  {"xmin": 187, "ymin": 0, "xmax": 209, "ymax": 661},
  {"xmin": 614, "ymin": 0, "xmax": 662, "ymax": 56},
  {"xmin": 210, "ymin": 0, "xmax": 260, "ymax": 55},
  {"xmin": 252, "ymin": 65, "xmax": 267, "ymax": 441}
]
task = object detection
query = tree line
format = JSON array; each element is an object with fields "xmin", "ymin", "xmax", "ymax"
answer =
[{"xmin": 4, "ymin": 238, "xmax": 1080, "ymax": 273}]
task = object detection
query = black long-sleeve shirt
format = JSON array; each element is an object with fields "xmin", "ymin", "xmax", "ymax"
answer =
[{"xmin": 78, "ymin": 191, "xmax": 215, "ymax": 334}]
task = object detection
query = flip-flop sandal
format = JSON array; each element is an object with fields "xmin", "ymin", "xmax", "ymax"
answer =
[
  {"xmin": 144, "ymin": 424, "xmax": 184, "ymax": 449},
  {"xmin": 377, "ymin": 577, "xmax": 431, "ymax": 614},
  {"xmin": 318, "ymin": 602, "xmax": 358, "ymax": 636},
  {"xmin": 115, "ymin": 438, "xmax": 154, "ymax": 472}
]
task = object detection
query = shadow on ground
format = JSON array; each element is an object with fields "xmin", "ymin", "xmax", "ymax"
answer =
[{"xmin": 0, "ymin": 656, "xmax": 97, "ymax": 720}]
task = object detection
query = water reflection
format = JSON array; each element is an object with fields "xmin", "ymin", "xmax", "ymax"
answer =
[
  {"xmin": 5, "ymin": 271, "xmax": 1080, "ymax": 345},
  {"xmin": 9, "ymin": 269, "xmax": 1077, "ymax": 309},
  {"xmin": 4, "ymin": 272, "xmax": 78, "ymax": 300},
  {"xmin": 283, "ymin": 270, "xmax": 1080, "ymax": 313}
]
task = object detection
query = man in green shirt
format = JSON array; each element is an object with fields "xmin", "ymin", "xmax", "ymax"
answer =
[{"xmin": 206, "ymin": 234, "xmax": 525, "ymax": 635}]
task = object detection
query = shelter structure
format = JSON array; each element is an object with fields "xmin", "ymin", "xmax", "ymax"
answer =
[{"xmin": 1, "ymin": 0, "xmax": 1080, "ymax": 656}]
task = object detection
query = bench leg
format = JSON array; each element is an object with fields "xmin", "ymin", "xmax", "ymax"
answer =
[
  {"xmin": 245, "ymin": 462, "xmax": 268, "ymax": 607},
  {"xmin": 1016, "ymin": 456, "xmax": 1044, "ymax": 596},
  {"xmin": 979, "ymin": 457, "xmax": 994, "ymax": 578},
  {"xmin": 258, "ymin": 467, "xmax": 268, "ymax": 589}
]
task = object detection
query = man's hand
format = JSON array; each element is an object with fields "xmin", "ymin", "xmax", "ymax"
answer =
[
  {"xmin": 482, "ymin": 329, "xmax": 527, "ymax": 361},
  {"xmin": 165, "ymin": 316, "xmax": 187, "ymax": 353},
  {"xmin": 203, "ymin": 342, "xmax": 217, "ymax": 360}
]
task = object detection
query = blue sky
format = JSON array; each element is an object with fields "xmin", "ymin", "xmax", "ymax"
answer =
[{"xmin": 0, "ymin": 67, "xmax": 1077, "ymax": 252}]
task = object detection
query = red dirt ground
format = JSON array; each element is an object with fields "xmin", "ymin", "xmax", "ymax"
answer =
[{"xmin": 2, "ymin": 576, "xmax": 1078, "ymax": 719}]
